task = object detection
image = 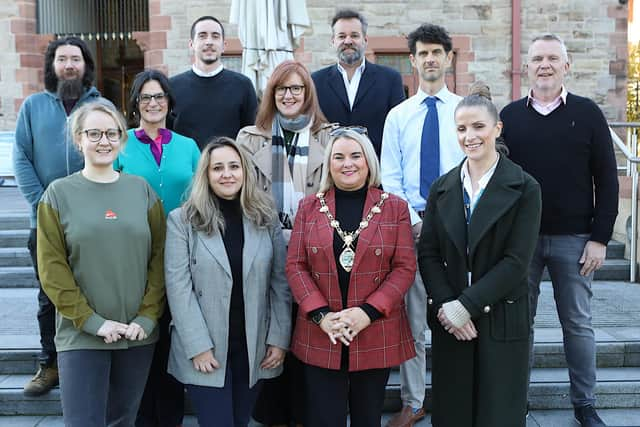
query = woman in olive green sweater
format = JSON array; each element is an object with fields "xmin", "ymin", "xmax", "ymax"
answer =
[{"xmin": 37, "ymin": 101, "xmax": 165, "ymax": 427}]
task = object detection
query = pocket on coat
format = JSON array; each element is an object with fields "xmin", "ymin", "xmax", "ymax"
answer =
[{"xmin": 489, "ymin": 295, "xmax": 530, "ymax": 341}]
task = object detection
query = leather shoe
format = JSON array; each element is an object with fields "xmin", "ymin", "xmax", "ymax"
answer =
[
  {"xmin": 23, "ymin": 363, "xmax": 59, "ymax": 397},
  {"xmin": 574, "ymin": 405, "xmax": 607, "ymax": 427},
  {"xmin": 386, "ymin": 405, "xmax": 425, "ymax": 427}
]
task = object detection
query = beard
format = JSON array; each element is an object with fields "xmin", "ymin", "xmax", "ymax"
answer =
[
  {"xmin": 338, "ymin": 45, "xmax": 364, "ymax": 66},
  {"xmin": 56, "ymin": 78, "xmax": 84, "ymax": 101}
]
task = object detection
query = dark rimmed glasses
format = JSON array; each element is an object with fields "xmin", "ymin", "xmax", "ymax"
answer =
[
  {"xmin": 81, "ymin": 129, "xmax": 122, "ymax": 142},
  {"xmin": 138, "ymin": 93, "xmax": 168, "ymax": 105},
  {"xmin": 275, "ymin": 85, "xmax": 305, "ymax": 96}
]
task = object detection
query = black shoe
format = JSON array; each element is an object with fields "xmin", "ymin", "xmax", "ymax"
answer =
[
  {"xmin": 526, "ymin": 401, "xmax": 530, "ymax": 418},
  {"xmin": 574, "ymin": 405, "xmax": 606, "ymax": 427}
]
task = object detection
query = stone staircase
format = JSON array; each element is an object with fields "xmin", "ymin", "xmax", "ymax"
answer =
[{"xmin": 1, "ymin": 207, "xmax": 640, "ymax": 419}]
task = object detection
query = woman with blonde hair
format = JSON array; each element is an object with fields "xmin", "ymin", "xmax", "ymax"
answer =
[
  {"xmin": 37, "ymin": 101, "xmax": 166, "ymax": 426},
  {"xmin": 287, "ymin": 128, "xmax": 416, "ymax": 426},
  {"xmin": 164, "ymin": 137, "xmax": 291, "ymax": 427}
]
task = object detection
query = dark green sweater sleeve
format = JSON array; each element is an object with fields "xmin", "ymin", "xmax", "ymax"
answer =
[{"xmin": 37, "ymin": 200, "xmax": 106, "ymax": 333}]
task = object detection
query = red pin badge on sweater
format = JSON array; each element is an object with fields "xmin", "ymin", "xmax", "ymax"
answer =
[{"xmin": 104, "ymin": 209, "xmax": 118, "ymax": 220}]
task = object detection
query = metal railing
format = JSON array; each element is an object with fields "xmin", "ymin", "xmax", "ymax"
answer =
[{"xmin": 609, "ymin": 122, "xmax": 640, "ymax": 282}]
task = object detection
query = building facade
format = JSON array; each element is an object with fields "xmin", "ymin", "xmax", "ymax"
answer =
[{"xmin": 0, "ymin": 0, "xmax": 629, "ymax": 131}]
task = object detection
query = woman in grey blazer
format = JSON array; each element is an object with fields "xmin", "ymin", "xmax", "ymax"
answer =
[{"xmin": 164, "ymin": 137, "xmax": 291, "ymax": 427}]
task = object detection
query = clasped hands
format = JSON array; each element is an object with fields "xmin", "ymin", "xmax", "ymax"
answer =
[
  {"xmin": 191, "ymin": 345, "xmax": 286, "ymax": 373},
  {"xmin": 437, "ymin": 306, "xmax": 478, "ymax": 341},
  {"xmin": 318, "ymin": 307, "xmax": 371, "ymax": 346},
  {"xmin": 96, "ymin": 320, "xmax": 148, "ymax": 344}
]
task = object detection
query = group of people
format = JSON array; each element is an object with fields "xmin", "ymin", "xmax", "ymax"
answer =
[{"xmin": 12, "ymin": 7, "xmax": 618, "ymax": 427}]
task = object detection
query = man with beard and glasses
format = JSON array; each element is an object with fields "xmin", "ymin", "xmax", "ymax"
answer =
[
  {"xmin": 169, "ymin": 15, "xmax": 258, "ymax": 150},
  {"xmin": 312, "ymin": 9, "xmax": 405, "ymax": 158},
  {"xmin": 381, "ymin": 23, "xmax": 464, "ymax": 427},
  {"xmin": 13, "ymin": 36, "xmax": 111, "ymax": 397}
]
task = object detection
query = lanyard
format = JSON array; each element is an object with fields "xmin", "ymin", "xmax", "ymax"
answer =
[{"xmin": 463, "ymin": 185, "xmax": 486, "ymax": 224}]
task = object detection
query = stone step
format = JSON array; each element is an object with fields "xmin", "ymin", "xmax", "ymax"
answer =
[
  {"xmin": 0, "ymin": 267, "xmax": 37, "ymax": 288},
  {"xmin": 0, "ymin": 231, "xmax": 28, "ymax": 249},
  {"xmin": 541, "ymin": 258, "xmax": 632, "ymax": 282},
  {"xmin": 3, "ymin": 339, "xmax": 639, "ymax": 375},
  {"xmin": 0, "ymin": 214, "xmax": 30, "ymax": 231},
  {"xmin": 0, "ymin": 248, "xmax": 31, "ymax": 268},
  {"xmin": 606, "ymin": 240, "xmax": 625, "ymax": 259},
  {"xmin": 2, "ymin": 367, "xmax": 640, "ymax": 416}
]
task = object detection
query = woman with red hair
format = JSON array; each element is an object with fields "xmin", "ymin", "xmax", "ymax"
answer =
[{"xmin": 237, "ymin": 60, "xmax": 334, "ymax": 426}]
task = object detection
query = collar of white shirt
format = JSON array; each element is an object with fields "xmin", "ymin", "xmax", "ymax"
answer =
[
  {"xmin": 192, "ymin": 64, "xmax": 225, "ymax": 78},
  {"xmin": 460, "ymin": 154, "xmax": 500, "ymax": 210},
  {"xmin": 415, "ymin": 85, "xmax": 458, "ymax": 107},
  {"xmin": 337, "ymin": 60, "xmax": 366, "ymax": 110}
]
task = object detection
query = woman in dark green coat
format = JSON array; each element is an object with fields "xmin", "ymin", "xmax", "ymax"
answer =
[{"xmin": 418, "ymin": 83, "xmax": 542, "ymax": 427}]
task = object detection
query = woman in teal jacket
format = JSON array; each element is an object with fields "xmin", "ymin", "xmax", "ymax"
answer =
[{"xmin": 114, "ymin": 69, "xmax": 200, "ymax": 427}]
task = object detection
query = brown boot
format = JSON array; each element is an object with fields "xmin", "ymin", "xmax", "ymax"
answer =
[
  {"xmin": 23, "ymin": 363, "xmax": 59, "ymax": 397},
  {"xmin": 386, "ymin": 405, "xmax": 425, "ymax": 427}
]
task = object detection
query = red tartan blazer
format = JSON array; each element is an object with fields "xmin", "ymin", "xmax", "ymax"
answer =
[{"xmin": 286, "ymin": 186, "xmax": 417, "ymax": 371}]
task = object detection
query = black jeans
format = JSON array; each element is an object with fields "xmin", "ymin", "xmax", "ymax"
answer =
[{"xmin": 28, "ymin": 228, "xmax": 56, "ymax": 366}]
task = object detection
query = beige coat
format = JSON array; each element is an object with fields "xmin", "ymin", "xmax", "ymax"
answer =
[{"xmin": 236, "ymin": 123, "xmax": 335, "ymax": 196}]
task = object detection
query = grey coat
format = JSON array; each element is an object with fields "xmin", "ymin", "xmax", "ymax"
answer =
[{"xmin": 164, "ymin": 208, "xmax": 291, "ymax": 387}]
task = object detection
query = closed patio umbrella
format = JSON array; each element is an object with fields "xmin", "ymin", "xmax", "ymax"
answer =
[{"xmin": 230, "ymin": 0, "xmax": 310, "ymax": 97}]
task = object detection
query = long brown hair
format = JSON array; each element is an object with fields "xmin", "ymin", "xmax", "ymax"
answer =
[
  {"xmin": 182, "ymin": 137, "xmax": 276, "ymax": 234},
  {"xmin": 255, "ymin": 60, "xmax": 328, "ymax": 133}
]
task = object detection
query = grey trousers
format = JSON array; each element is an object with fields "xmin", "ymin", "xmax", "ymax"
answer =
[
  {"xmin": 58, "ymin": 344, "xmax": 155, "ymax": 427},
  {"xmin": 399, "ymin": 271, "xmax": 427, "ymax": 409},
  {"xmin": 528, "ymin": 234, "xmax": 596, "ymax": 408}
]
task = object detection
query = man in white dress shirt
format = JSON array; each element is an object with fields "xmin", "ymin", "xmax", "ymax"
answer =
[{"xmin": 381, "ymin": 23, "xmax": 464, "ymax": 427}]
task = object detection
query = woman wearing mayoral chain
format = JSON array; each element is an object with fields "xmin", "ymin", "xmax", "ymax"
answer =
[{"xmin": 286, "ymin": 128, "xmax": 416, "ymax": 427}]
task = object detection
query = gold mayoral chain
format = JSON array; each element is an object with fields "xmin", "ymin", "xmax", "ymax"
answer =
[{"xmin": 316, "ymin": 191, "xmax": 389, "ymax": 272}]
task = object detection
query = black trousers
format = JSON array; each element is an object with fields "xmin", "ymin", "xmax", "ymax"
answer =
[
  {"xmin": 135, "ymin": 308, "xmax": 185, "ymax": 427},
  {"xmin": 304, "ymin": 363, "xmax": 390, "ymax": 427},
  {"xmin": 28, "ymin": 228, "xmax": 56, "ymax": 366}
]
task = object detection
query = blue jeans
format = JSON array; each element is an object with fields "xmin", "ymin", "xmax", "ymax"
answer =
[{"xmin": 528, "ymin": 234, "xmax": 596, "ymax": 407}]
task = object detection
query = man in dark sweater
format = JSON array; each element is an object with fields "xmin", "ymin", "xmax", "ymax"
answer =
[
  {"xmin": 500, "ymin": 34, "xmax": 618, "ymax": 427},
  {"xmin": 169, "ymin": 16, "xmax": 258, "ymax": 150}
]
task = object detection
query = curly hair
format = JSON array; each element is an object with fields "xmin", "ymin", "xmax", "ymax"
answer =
[{"xmin": 407, "ymin": 24, "xmax": 453, "ymax": 55}]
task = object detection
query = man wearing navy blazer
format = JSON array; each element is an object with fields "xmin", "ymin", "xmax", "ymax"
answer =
[{"xmin": 312, "ymin": 9, "xmax": 405, "ymax": 158}]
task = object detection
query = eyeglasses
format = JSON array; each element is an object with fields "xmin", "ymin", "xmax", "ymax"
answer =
[
  {"xmin": 329, "ymin": 126, "xmax": 368, "ymax": 137},
  {"xmin": 138, "ymin": 93, "xmax": 167, "ymax": 105},
  {"xmin": 275, "ymin": 85, "xmax": 305, "ymax": 96},
  {"xmin": 81, "ymin": 129, "xmax": 122, "ymax": 142}
]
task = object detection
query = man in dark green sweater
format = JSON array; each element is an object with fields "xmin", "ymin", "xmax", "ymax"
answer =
[
  {"xmin": 501, "ymin": 34, "xmax": 618, "ymax": 427},
  {"xmin": 169, "ymin": 15, "xmax": 258, "ymax": 150}
]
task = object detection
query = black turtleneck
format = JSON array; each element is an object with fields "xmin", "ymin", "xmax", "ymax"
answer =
[{"xmin": 218, "ymin": 197, "xmax": 246, "ymax": 343}]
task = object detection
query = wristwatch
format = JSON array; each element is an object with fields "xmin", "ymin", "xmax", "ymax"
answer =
[{"xmin": 311, "ymin": 311, "xmax": 326, "ymax": 326}]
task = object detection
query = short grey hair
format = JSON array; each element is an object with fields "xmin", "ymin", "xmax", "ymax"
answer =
[
  {"xmin": 529, "ymin": 33, "xmax": 569, "ymax": 62},
  {"xmin": 319, "ymin": 129, "xmax": 381, "ymax": 193}
]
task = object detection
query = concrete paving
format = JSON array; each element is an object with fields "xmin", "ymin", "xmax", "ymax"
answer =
[{"xmin": 1, "ymin": 409, "xmax": 640, "ymax": 426}]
